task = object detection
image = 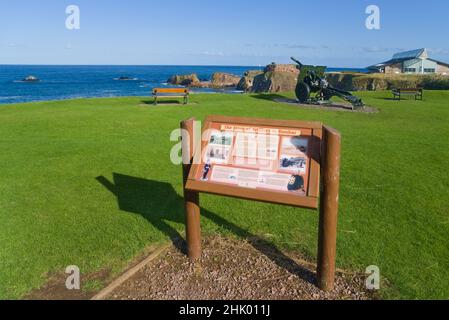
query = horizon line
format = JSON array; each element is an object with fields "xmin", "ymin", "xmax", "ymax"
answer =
[
  {"xmin": 0, "ymin": 63, "xmax": 368, "ymax": 69},
  {"xmin": 0, "ymin": 63, "xmax": 261, "ymax": 67}
]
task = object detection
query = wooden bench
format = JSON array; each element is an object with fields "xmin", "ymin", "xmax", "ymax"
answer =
[
  {"xmin": 392, "ymin": 88, "xmax": 423, "ymax": 101},
  {"xmin": 152, "ymin": 88, "xmax": 189, "ymax": 105}
]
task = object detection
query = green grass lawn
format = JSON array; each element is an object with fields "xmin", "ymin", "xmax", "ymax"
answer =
[{"xmin": 0, "ymin": 91, "xmax": 448, "ymax": 299}]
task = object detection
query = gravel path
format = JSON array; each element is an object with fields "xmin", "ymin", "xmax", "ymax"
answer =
[{"xmin": 109, "ymin": 236, "xmax": 370, "ymax": 300}]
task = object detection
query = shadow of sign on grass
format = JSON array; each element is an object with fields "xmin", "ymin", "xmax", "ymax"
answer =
[{"xmin": 96, "ymin": 173, "xmax": 316, "ymax": 286}]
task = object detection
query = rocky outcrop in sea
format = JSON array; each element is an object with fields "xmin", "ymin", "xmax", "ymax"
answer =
[{"xmin": 168, "ymin": 63, "xmax": 300, "ymax": 93}]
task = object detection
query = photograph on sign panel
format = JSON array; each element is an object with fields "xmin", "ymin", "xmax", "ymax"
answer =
[
  {"xmin": 279, "ymin": 156, "xmax": 307, "ymax": 174},
  {"xmin": 200, "ymin": 161, "xmax": 212, "ymax": 181},
  {"xmin": 205, "ymin": 145, "xmax": 232, "ymax": 164},
  {"xmin": 209, "ymin": 131, "xmax": 234, "ymax": 146},
  {"xmin": 280, "ymin": 136, "xmax": 308, "ymax": 156},
  {"xmin": 286, "ymin": 174, "xmax": 305, "ymax": 193}
]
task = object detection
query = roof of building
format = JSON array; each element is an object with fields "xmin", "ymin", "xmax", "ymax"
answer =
[
  {"xmin": 367, "ymin": 58, "xmax": 408, "ymax": 70},
  {"xmin": 367, "ymin": 48, "xmax": 449, "ymax": 70},
  {"xmin": 392, "ymin": 48, "xmax": 427, "ymax": 60},
  {"xmin": 428, "ymin": 58, "xmax": 449, "ymax": 68}
]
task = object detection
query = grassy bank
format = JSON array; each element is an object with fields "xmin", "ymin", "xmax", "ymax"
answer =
[
  {"xmin": 0, "ymin": 91, "xmax": 448, "ymax": 299},
  {"xmin": 327, "ymin": 73, "xmax": 449, "ymax": 91}
]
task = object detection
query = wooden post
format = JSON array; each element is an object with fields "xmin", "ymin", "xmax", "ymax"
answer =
[
  {"xmin": 181, "ymin": 118, "xmax": 202, "ymax": 260},
  {"xmin": 317, "ymin": 126, "xmax": 341, "ymax": 291}
]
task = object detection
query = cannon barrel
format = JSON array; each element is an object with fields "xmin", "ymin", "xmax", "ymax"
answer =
[
  {"xmin": 290, "ymin": 57, "xmax": 303, "ymax": 69},
  {"xmin": 325, "ymin": 87, "xmax": 364, "ymax": 108}
]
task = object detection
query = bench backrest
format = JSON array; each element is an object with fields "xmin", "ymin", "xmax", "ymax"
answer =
[
  {"xmin": 153, "ymin": 88, "xmax": 189, "ymax": 94},
  {"xmin": 396, "ymin": 88, "xmax": 423, "ymax": 92}
]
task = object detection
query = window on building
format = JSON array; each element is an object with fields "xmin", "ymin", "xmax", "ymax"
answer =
[
  {"xmin": 424, "ymin": 68, "xmax": 436, "ymax": 73},
  {"xmin": 404, "ymin": 68, "xmax": 416, "ymax": 73}
]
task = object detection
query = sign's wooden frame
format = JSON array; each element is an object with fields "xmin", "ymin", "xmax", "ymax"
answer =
[{"xmin": 180, "ymin": 115, "xmax": 341, "ymax": 291}]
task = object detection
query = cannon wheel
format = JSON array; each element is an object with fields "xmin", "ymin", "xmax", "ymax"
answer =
[
  {"xmin": 295, "ymin": 82, "xmax": 310, "ymax": 103},
  {"xmin": 322, "ymin": 90, "xmax": 333, "ymax": 101}
]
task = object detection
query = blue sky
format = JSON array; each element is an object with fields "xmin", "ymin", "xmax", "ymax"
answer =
[{"xmin": 1, "ymin": 0, "xmax": 449, "ymax": 67}]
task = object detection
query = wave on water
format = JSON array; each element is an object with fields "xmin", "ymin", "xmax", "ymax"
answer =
[
  {"xmin": 113, "ymin": 77, "xmax": 139, "ymax": 81},
  {"xmin": 13, "ymin": 80, "xmax": 41, "ymax": 83},
  {"xmin": 0, "ymin": 96, "xmax": 23, "ymax": 100}
]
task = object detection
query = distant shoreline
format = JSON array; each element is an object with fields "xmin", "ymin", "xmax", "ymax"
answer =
[
  {"xmin": 0, "ymin": 64, "xmax": 262, "ymax": 68},
  {"xmin": 0, "ymin": 64, "xmax": 369, "ymax": 71}
]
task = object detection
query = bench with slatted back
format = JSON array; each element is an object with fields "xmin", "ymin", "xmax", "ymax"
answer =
[
  {"xmin": 152, "ymin": 88, "xmax": 189, "ymax": 105},
  {"xmin": 392, "ymin": 88, "xmax": 423, "ymax": 101}
]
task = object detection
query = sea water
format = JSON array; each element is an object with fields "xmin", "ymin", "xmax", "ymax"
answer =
[{"xmin": 0, "ymin": 65, "xmax": 368, "ymax": 104}]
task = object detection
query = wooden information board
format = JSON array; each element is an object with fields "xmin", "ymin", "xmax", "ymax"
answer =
[
  {"xmin": 181, "ymin": 115, "xmax": 341, "ymax": 291},
  {"xmin": 185, "ymin": 115, "xmax": 322, "ymax": 209}
]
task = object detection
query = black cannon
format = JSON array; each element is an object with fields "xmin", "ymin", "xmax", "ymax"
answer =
[{"xmin": 291, "ymin": 57, "xmax": 364, "ymax": 109}]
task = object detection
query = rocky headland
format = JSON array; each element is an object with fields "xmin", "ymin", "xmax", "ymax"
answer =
[{"xmin": 167, "ymin": 63, "xmax": 300, "ymax": 93}]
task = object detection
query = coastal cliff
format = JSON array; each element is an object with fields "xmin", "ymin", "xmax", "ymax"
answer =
[
  {"xmin": 251, "ymin": 64, "xmax": 299, "ymax": 93},
  {"xmin": 327, "ymin": 72, "xmax": 449, "ymax": 91}
]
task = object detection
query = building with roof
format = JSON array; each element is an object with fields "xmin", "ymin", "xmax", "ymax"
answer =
[{"xmin": 367, "ymin": 49, "xmax": 449, "ymax": 75}]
